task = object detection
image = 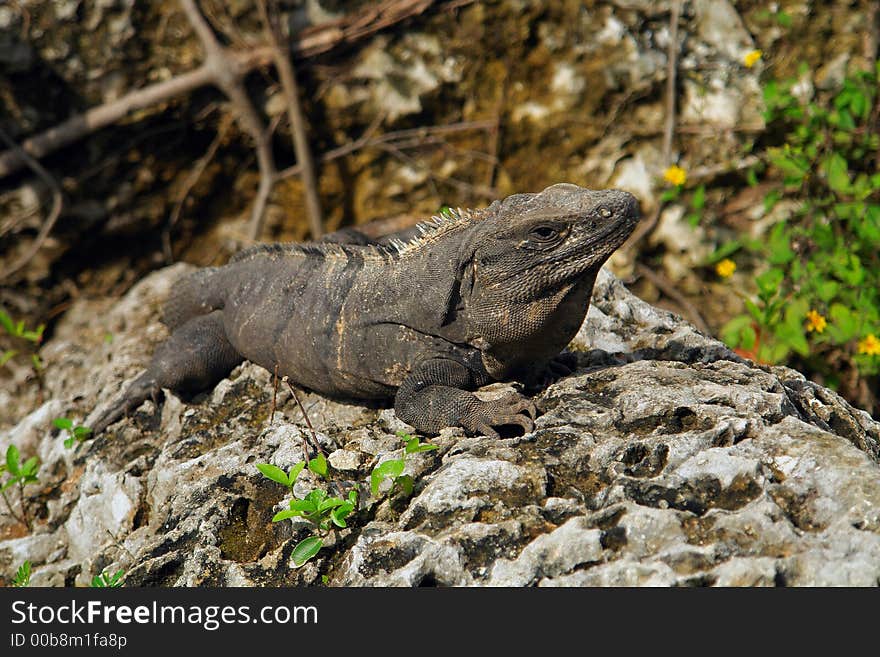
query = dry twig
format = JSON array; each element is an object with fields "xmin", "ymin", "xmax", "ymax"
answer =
[
  {"xmin": 0, "ymin": 0, "xmax": 464, "ymax": 179},
  {"xmin": 256, "ymin": 0, "xmax": 323, "ymax": 240},
  {"xmin": 0, "ymin": 127, "xmax": 63, "ymax": 282},
  {"xmin": 282, "ymin": 376, "xmax": 324, "ymax": 458},
  {"xmin": 635, "ymin": 263, "xmax": 709, "ymax": 334}
]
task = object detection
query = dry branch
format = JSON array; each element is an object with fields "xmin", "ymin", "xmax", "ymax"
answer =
[
  {"xmin": 0, "ymin": 0, "xmax": 467, "ymax": 180},
  {"xmin": 256, "ymin": 0, "xmax": 323, "ymax": 240},
  {"xmin": 0, "ymin": 128, "xmax": 63, "ymax": 282}
]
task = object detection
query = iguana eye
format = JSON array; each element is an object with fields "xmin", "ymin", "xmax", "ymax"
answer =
[
  {"xmin": 530, "ymin": 226, "xmax": 560, "ymax": 242},
  {"xmin": 599, "ymin": 207, "xmax": 612, "ymax": 218}
]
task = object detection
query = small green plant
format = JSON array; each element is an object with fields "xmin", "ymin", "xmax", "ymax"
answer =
[
  {"xmin": 719, "ymin": 63, "xmax": 880, "ymax": 398},
  {"xmin": 272, "ymin": 489, "xmax": 358, "ymax": 567},
  {"xmin": 91, "ymin": 569, "xmax": 125, "ymax": 587},
  {"xmin": 257, "ymin": 453, "xmax": 353, "ymax": 567},
  {"xmin": 0, "ymin": 445, "xmax": 40, "ymax": 531},
  {"xmin": 53, "ymin": 417, "xmax": 92, "ymax": 449},
  {"xmin": 370, "ymin": 431, "xmax": 438, "ymax": 498},
  {"xmin": 0, "ymin": 309, "xmax": 44, "ymax": 371},
  {"xmin": 12, "ymin": 561, "xmax": 31, "ymax": 587}
]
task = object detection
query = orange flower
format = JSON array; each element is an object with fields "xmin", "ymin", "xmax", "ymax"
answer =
[
  {"xmin": 663, "ymin": 165, "xmax": 687, "ymax": 186},
  {"xmin": 805, "ymin": 309, "xmax": 827, "ymax": 333},
  {"xmin": 858, "ymin": 334, "xmax": 880, "ymax": 356},
  {"xmin": 715, "ymin": 259, "xmax": 736, "ymax": 278}
]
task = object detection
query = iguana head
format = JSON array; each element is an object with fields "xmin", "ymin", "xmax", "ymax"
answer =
[
  {"xmin": 468, "ymin": 183, "xmax": 639, "ymax": 296},
  {"xmin": 460, "ymin": 183, "xmax": 640, "ymax": 375}
]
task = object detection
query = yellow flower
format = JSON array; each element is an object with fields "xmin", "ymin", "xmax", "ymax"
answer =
[
  {"xmin": 858, "ymin": 334, "xmax": 880, "ymax": 356},
  {"xmin": 663, "ymin": 165, "xmax": 687, "ymax": 187},
  {"xmin": 805, "ymin": 309, "xmax": 827, "ymax": 333},
  {"xmin": 715, "ymin": 259, "xmax": 736, "ymax": 278},
  {"xmin": 743, "ymin": 50, "xmax": 763, "ymax": 68}
]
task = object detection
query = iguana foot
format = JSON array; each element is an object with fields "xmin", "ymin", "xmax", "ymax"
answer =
[{"xmin": 462, "ymin": 392, "xmax": 537, "ymax": 439}]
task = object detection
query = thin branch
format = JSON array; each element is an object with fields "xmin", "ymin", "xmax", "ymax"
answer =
[
  {"xmin": 257, "ymin": 0, "xmax": 323, "ymax": 240},
  {"xmin": 0, "ymin": 0, "xmax": 465, "ymax": 180},
  {"xmin": 0, "ymin": 487, "xmax": 29, "ymax": 530},
  {"xmin": 276, "ymin": 119, "xmax": 494, "ymax": 180},
  {"xmin": 179, "ymin": 0, "xmax": 278, "ymax": 238},
  {"xmin": 660, "ymin": 0, "xmax": 681, "ymax": 166},
  {"xmin": 624, "ymin": 0, "xmax": 682, "ymax": 253},
  {"xmin": 635, "ymin": 263, "xmax": 709, "ymax": 334},
  {"xmin": 0, "ymin": 127, "xmax": 63, "ymax": 282},
  {"xmin": 162, "ymin": 117, "xmax": 230, "ymax": 263},
  {"xmin": 282, "ymin": 376, "xmax": 324, "ymax": 457},
  {"xmin": 0, "ymin": 64, "xmax": 220, "ymax": 179}
]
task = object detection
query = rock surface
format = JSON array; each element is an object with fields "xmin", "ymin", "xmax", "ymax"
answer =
[{"xmin": 1, "ymin": 265, "xmax": 878, "ymax": 587}]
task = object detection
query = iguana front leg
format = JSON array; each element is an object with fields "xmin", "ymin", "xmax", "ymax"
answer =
[{"xmin": 394, "ymin": 358, "xmax": 537, "ymax": 438}]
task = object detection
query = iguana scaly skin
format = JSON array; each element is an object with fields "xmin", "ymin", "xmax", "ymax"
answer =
[{"xmin": 90, "ymin": 183, "xmax": 639, "ymax": 438}]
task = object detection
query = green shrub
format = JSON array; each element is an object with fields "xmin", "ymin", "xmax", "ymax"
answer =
[{"xmin": 720, "ymin": 62, "xmax": 880, "ymax": 389}]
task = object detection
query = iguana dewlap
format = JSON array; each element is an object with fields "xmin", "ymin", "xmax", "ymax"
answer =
[{"xmin": 90, "ymin": 183, "xmax": 639, "ymax": 438}]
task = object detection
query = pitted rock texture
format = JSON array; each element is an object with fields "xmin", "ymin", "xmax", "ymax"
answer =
[{"xmin": 1, "ymin": 267, "xmax": 879, "ymax": 586}]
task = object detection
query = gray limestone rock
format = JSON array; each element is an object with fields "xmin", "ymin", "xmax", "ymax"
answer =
[{"xmin": 1, "ymin": 265, "xmax": 879, "ymax": 587}]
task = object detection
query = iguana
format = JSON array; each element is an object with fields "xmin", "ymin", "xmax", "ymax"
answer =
[{"xmin": 89, "ymin": 183, "xmax": 639, "ymax": 438}]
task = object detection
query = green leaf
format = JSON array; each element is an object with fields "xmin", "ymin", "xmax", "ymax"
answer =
[
  {"xmin": 394, "ymin": 475, "xmax": 415, "ymax": 497},
  {"xmin": 64, "ymin": 436, "xmax": 75, "ymax": 449},
  {"xmin": 405, "ymin": 439, "xmax": 439, "ymax": 454},
  {"xmin": 767, "ymin": 223, "xmax": 794, "ymax": 264},
  {"xmin": 706, "ymin": 241, "xmax": 742, "ymax": 265},
  {"xmin": 828, "ymin": 304, "xmax": 858, "ymax": 342},
  {"xmin": 659, "ymin": 188, "xmax": 680, "ymax": 203},
  {"xmin": 291, "ymin": 536, "xmax": 323, "ymax": 567},
  {"xmin": 287, "ymin": 461, "xmax": 306, "ymax": 486},
  {"xmin": 6, "ymin": 445, "xmax": 20, "ymax": 476},
  {"xmin": 53, "ymin": 417, "xmax": 73, "ymax": 431},
  {"xmin": 317, "ymin": 497, "xmax": 346, "ymax": 512},
  {"xmin": 73, "ymin": 426, "xmax": 92, "ymax": 441},
  {"xmin": 20, "ymin": 457, "xmax": 38, "ymax": 477},
  {"xmin": 370, "ymin": 459, "xmax": 405, "ymax": 496},
  {"xmin": 13, "ymin": 561, "xmax": 31, "ymax": 587},
  {"xmin": 330, "ymin": 502, "xmax": 354, "ymax": 528},
  {"xmin": 721, "ymin": 315, "xmax": 753, "ymax": 349},
  {"xmin": 308, "ymin": 453, "xmax": 328, "ymax": 478},
  {"xmin": 824, "ymin": 152, "xmax": 850, "ymax": 193},
  {"xmin": 691, "ymin": 184, "xmax": 706, "ymax": 211},
  {"xmin": 755, "ymin": 268, "xmax": 784, "ymax": 301},
  {"xmin": 1, "ymin": 479, "xmax": 17, "ymax": 492},
  {"xmin": 815, "ymin": 280, "xmax": 840, "ymax": 303},
  {"xmin": 256, "ymin": 463, "xmax": 290, "ymax": 486},
  {"xmin": 0, "ymin": 310, "xmax": 14, "ymax": 335},
  {"xmin": 272, "ymin": 509, "xmax": 301, "ymax": 522},
  {"xmin": 290, "ymin": 498, "xmax": 318, "ymax": 514},
  {"xmin": 395, "ymin": 430, "xmax": 414, "ymax": 441},
  {"xmin": 0, "ymin": 350, "xmax": 17, "ymax": 366}
]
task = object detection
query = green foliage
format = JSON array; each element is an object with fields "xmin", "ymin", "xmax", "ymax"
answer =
[
  {"xmin": 272, "ymin": 488, "xmax": 358, "ymax": 530},
  {"xmin": 13, "ymin": 561, "xmax": 31, "ymax": 587},
  {"xmin": 53, "ymin": 417, "xmax": 92, "ymax": 449},
  {"xmin": 1, "ymin": 444, "xmax": 40, "ymax": 531},
  {"xmin": 370, "ymin": 431, "xmax": 438, "ymax": 498},
  {"xmin": 370, "ymin": 458, "xmax": 406, "ymax": 497},
  {"xmin": 258, "ymin": 455, "xmax": 357, "ymax": 568},
  {"xmin": 721, "ymin": 63, "xmax": 880, "ymax": 377},
  {"xmin": 256, "ymin": 461, "xmax": 304, "ymax": 488},
  {"xmin": 259, "ymin": 432, "xmax": 438, "ymax": 569},
  {"xmin": 0, "ymin": 309, "xmax": 44, "ymax": 372},
  {"xmin": 91, "ymin": 569, "xmax": 125, "ymax": 587},
  {"xmin": 0, "ymin": 310, "xmax": 44, "ymax": 343}
]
